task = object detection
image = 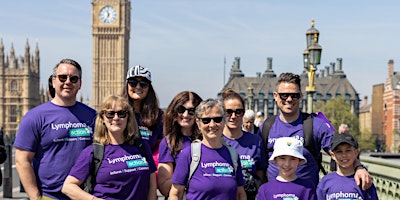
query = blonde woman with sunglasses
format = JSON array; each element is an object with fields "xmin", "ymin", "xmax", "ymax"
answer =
[{"xmin": 62, "ymin": 95, "xmax": 157, "ymax": 200}]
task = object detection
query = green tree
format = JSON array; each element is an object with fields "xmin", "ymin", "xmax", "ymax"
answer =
[{"xmin": 314, "ymin": 96, "xmax": 375, "ymax": 152}]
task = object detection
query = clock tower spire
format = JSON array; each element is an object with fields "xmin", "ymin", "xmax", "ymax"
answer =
[{"xmin": 92, "ymin": 0, "xmax": 131, "ymax": 109}]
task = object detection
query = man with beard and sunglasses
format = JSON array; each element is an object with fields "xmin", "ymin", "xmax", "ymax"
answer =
[
  {"xmin": 258, "ymin": 72, "xmax": 372, "ymax": 192},
  {"xmin": 14, "ymin": 58, "xmax": 96, "ymax": 200}
]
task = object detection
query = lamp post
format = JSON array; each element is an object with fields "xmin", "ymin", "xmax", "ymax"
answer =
[{"xmin": 304, "ymin": 20, "xmax": 322, "ymax": 113}]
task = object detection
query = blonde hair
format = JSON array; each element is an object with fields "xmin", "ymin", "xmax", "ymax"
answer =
[{"xmin": 93, "ymin": 95, "xmax": 139, "ymax": 145}]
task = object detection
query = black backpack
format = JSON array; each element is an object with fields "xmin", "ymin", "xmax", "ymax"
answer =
[{"xmin": 261, "ymin": 112, "xmax": 327, "ymax": 176}]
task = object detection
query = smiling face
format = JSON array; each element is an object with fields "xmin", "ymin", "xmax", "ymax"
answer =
[
  {"xmin": 102, "ymin": 103, "xmax": 128, "ymax": 137},
  {"xmin": 331, "ymin": 143, "xmax": 360, "ymax": 173},
  {"xmin": 275, "ymin": 155, "xmax": 301, "ymax": 180},
  {"xmin": 52, "ymin": 63, "xmax": 82, "ymax": 105},
  {"xmin": 197, "ymin": 105, "xmax": 225, "ymax": 142},
  {"xmin": 274, "ymin": 82, "xmax": 302, "ymax": 118},
  {"xmin": 127, "ymin": 77, "xmax": 150, "ymax": 102},
  {"xmin": 177, "ymin": 101, "xmax": 196, "ymax": 134},
  {"xmin": 224, "ymin": 98, "xmax": 244, "ymax": 130}
]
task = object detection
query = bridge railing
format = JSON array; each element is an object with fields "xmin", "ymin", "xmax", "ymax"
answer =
[{"xmin": 321, "ymin": 154, "xmax": 400, "ymax": 200}]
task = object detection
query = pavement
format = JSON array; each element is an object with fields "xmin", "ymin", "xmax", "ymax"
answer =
[
  {"xmin": 0, "ymin": 188, "xmax": 165, "ymax": 199},
  {"xmin": 1, "ymin": 187, "xmax": 28, "ymax": 200}
]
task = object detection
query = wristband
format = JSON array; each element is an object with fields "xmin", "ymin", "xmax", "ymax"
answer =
[{"xmin": 354, "ymin": 164, "xmax": 367, "ymax": 171}]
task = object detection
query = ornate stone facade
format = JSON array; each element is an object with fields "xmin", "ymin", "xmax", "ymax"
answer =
[{"xmin": 0, "ymin": 39, "xmax": 45, "ymax": 139}]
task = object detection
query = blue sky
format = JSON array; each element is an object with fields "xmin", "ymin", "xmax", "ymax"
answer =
[{"xmin": 2, "ymin": 1, "xmax": 400, "ymax": 107}]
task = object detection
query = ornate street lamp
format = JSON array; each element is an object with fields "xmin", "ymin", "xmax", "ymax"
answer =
[{"xmin": 304, "ymin": 20, "xmax": 322, "ymax": 113}]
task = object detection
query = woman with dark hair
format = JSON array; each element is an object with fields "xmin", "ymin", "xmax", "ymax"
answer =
[
  {"xmin": 121, "ymin": 65, "xmax": 164, "ymax": 153},
  {"xmin": 157, "ymin": 91, "xmax": 203, "ymax": 197},
  {"xmin": 221, "ymin": 88, "xmax": 267, "ymax": 200}
]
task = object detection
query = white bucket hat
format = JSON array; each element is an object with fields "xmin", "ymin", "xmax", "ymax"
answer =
[{"xmin": 269, "ymin": 137, "xmax": 307, "ymax": 165}]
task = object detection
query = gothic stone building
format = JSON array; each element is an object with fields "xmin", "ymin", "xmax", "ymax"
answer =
[
  {"xmin": 219, "ymin": 56, "xmax": 360, "ymax": 119},
  {"xmin": 0, "ymin": 39, "xmax": 46, "ymax": 139}
]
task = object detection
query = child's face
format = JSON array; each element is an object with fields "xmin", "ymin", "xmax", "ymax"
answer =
[
  {"xmin": 330, "ymin": 143, "xmax": 360, "ymax": 169},
  {"xmin": 275, "ymin": 155, "xmax": 301, "ymax": 178}
]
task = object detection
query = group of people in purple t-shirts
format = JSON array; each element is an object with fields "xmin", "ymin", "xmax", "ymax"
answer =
[{"xmin": 13, "ymin": 59, "xmax": 378, "ymax": 200}]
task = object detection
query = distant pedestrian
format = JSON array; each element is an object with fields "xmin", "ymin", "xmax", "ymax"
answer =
[
  {"xmin": 338, "ymin": 124, "xmax": 349, "ymax": 134},
  {"xmin": 254, "ymin": 111, "xmax": 264, "ymax": 127},
  {"xmin": 242, "ymin": 109, "xmax": 259, "ymax": 134}
]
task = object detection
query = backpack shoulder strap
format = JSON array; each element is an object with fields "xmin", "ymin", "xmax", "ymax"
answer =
[
  {"xmin": 92, "ymin": 143, "xmax": 104, "ymax": 177},
  {"xmin": 302, "ymin": 112, "xmax": 327, "ymax": 175},
  {"xmin": 261, "ymin": 115, "xmax": 277, "ymax": 157},
  {"xmin": 84, "ymin": 142, "xmax": 104, "ymax": 193},
  {"xmin": 133, "ymin": 137, "xmax": 147, "ymax": 160},
  {"xmin": 188, "ymin": 140, "xmax": 201, "ymax": 185},
  {"xmin": 224, "ymin": 144, "xmax": 238, "ymax": 173}
]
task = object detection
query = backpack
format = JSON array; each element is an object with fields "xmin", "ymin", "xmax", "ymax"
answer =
[
  {"xmin": 187, "ymin": 140, "xmax": 238, "ymax": 186},
  {"xmin": 83, "ymin": 138, "xmax": 148, "ymax": 193},
  {"xmin": 261, "ymin": 112, "xmax": 327, "ymax": 176}
]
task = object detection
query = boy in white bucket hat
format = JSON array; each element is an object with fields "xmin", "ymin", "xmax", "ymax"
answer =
[{"xmin": 257, "ymin": 137, "xmax": 317, "ymax": 200}]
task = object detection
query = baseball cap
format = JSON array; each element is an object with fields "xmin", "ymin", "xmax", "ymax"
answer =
[
  {"xmin": 126, "ymin": 65, "xmax": 151, "ymax": 81},
  {"xmin": 269, "ymin": 137, "xmax": 307, "ymax": 165},
  {"xmin": 256, "ymin": 111, "xmax": 263, "ymax": 116},
  {"xmin": 330, "ymin": 133, "xmax": 358, "ymax": 150}
]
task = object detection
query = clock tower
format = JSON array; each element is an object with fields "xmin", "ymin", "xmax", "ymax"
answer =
[{"xmin": 92, "ymin": 0, "xmax": 131, "ymax": 109}]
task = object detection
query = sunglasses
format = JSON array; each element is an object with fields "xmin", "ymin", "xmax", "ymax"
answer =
[
  {"xmin": 226, "ymin": 109, "xmax": 245, "ymax": 116},
  {"xmin": 199, "ymin": 116, "xmax": 224, "ymax": 124},
  {"xmin": 177, "ymin": 105, "xmax": 196, "ymax": 116},
  {"xmin": 103, "ymin": 110, "xmax": 128, "ymax": 119},
  {"xmin": 278, "ymin": 93, "xmax": 301, "ymax": 100},
  {"xmin": 56, "ymin": 74, "xmax": 80, "ymax": 83},
  {"xmin": 127, "ymin": 79, "xmax": 149, "ymax": 88}
]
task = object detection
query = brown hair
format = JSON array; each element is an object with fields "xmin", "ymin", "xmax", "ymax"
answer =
[
  {"xmin": 121, "ymin": 79, "xmax": 161, "ymax": 131},
  {"xmin": 220, "ymin": 88, "xmax": 245, "ymax": 107},
  {"xmin": 163, "ymin": 91, "xmax": 202, "ymax": 157},
  {"xmin": 276, "ymin": 72, "xmax": 301, "ymax": 92}
]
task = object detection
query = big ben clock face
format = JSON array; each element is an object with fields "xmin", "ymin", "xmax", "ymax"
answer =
[{"xmin": 99, "ymin": 5, "xmax": 117, "ymax": 24}]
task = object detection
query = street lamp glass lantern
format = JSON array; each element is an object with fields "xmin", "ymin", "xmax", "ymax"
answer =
[
  {"xmin": 303, "ymin": 50, "xmax": 309, "ymax": 70},
  {"xmin": 308, "ymin": 43, "xmax": 322, "ymax": 66}
]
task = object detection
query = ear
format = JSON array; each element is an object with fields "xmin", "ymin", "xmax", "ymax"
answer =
[
  {"xmin": 273, "ymin": 92, "xmax": 279, "ymax": 101},
  {"xmin": 329, "ymin": 150, "xmax": 336, "ymax": 161},
  {"xmin": 355, "ymin": 149, "xmax": 360, "ymax": 157}
]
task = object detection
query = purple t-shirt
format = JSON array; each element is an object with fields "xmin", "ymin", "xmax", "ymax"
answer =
[
  {"xmin": 257, "ymin": 178, "xmax": 316, "ymax": 200},
  {"xmin": 69, "ymin": 142, "xmax": 157, "ymax": 200},
  {"xmin": 14, "ymin": 101, "xmax": 96, "ymax": 199},
  {"xmin": 317, "ymin": 172, "xmax": 379, "ymax": 200},
  {"xmin": 172, "ymin": 143, "xmax": 245, "ymax": 200},
  {"xmin": 265, "ymin": 112, "xmax": 333, "ymax": 185},
  {"xmin": 135, "ymin": 110, "xmax": 164, "ymax": 151},
  {"xmin": 158, "ymin": 135, "xmax": 192, "ymax": 163},
  {"xmin": 223, "ymin": 132, "xmax": 267, "ymax": 175}
]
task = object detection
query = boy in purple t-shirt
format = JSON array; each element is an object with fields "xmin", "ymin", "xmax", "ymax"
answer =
[
  {"xmin": 257, "ymin": 137, "xmax": 316, "ymax": 200},
  {"xmin": 317, "ymin": 133, "xmax": 379, "ymax": 200}
]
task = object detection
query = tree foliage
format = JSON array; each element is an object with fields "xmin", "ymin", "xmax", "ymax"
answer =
[{"xmin": 314, "ymin": 96, "xmax": 375, "ymax": 152}]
